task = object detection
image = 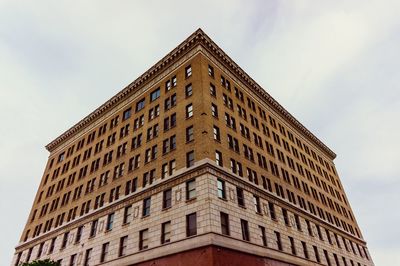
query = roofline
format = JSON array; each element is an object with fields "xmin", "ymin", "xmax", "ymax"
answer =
[{"xmin": 45, "ymin": 28, "xmax": 336, "ymax": 160}]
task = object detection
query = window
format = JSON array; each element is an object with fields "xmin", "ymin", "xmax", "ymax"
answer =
[
  {"xmin": 313, "ymin": 245, "xmax": 320, "ymax": 263},
  {"xmin": 324, "ymin": 249, "xmax": 332, "ymax": 266},
  {"xmin": 282, "ymin": 208, "xmax": 290, "ymax": 226},
  {"xmin": 208, "ymin": 65, "xmax": 214, "ymax": 77},
  {"xmin": 163, "ymin": 189, "xmax": 172, "ymax": 209},
  {"xmin": 215, "ymin": 150, "xmax": 223, "ymax": 166},
  {"xmin": 106, "ymin": 213, "xmax": 114, "ymax": 231},
  {"xmin": 90, "ymin": 219, "xmax": 98, "ymax": 237},
  {"xmin": 241, "ymin": 219, "xmax": 250, "ymax": 241},
  {"xmin": 100, "ymin": 242, "xmax": 109, "ymax": 263},
  {"xmin": 260, "ymin": 226, "xmax": 267, "ymax": 246},
  {"xmin": 217, "ymin": 179, "xmax": 226, "ymax": 199},
  {"xmin": 142, "ymin": 197, "xmax": 151, "ymax": 217},
  {"xmin": 275, "ymin": 231, "xmax": 282, "ymax": 250},
  {"xmin": 75, "ymin": 226, "xmax": 83, "ymax": 243},
  {"xmin": 123, "ymin": 107, "xmax": 132, "ymax": 120},
  {"xmin": 186, "ymin": 213, "xmax": 197, "ymax": 236},
  {"xmin": 150, "ymin": 88, "xmax": 160, "ymax": 102},
  {"xmin": 83, "ymin": 248, "xmax": 92, "ymax": 266},
  {"xmin": 61, "ymin": 232, "xmax": 69, "ymax": 249},
  {"xmin": 220, "ymin": 212, "xmax": 230, "ymax": 235},
  {"xmin": 161, "ymin": 221, "xmax": 171, "ymax": 244},
  {"xmin": 210, "ymin": 83, "xmax": 216, "ymax": 96},
  {"xmin": 269, "ymin": 202, "xmax": 276, "ymax": 220},
  {"xmin": 289, "ymin": 236, "xmax": 296, "ymax": 255},
  {"xmin": 185, "ymin": 65, "xmax": 192, "ymax": 78},
  {"xmin": 253, "ymin": 195, "xmax": 261, "ymax": 213},
  {"xmin": 119, "ymin": 236, "xmax": 128, "ymax": 257},
  {"xmin": 301, "ymin": 241, "xmax": 309, "ymax": 259},
  {"xmin": 213, "ymin": 126, "xmax": 220, "ymax": 141},
  {"xmin": 186, "ymin": 150, "xmax": 194, "ymax": 167},
  {"xmin": 186, "ymin": 179, "xmax": 196, "ymax": 200},
  {"xmin": 48, "ymin": 237, "xmax": 56, "ymax": 254},
  {"xmin": 139, "ymin": 229, "xmax": 149, "ymax": 250},
  {"xmin": 69, "ymin": 254, "xmax": 77, "ymax": 266},
  {"xmin": 211, "ymin": 103, "xmax": 218, "ymax": 117},
  {"xmin": 237, "ymin": 187, "xmax": 245, "ymax": 207},
  {"xmin": 136, "ymin": 98, "xmax": 145, "ymax": 112},
  {"xmin": 186, "ymin": 104, "xmax": 193, "ymax": 118},
  {"xmin": 186, "ymin": 126, "xmax": 194, "ymax": 142},
  {"xmin": 123, "ymin": 205, "xmax": 132, "ymax": 224},
  {"xmin": 185, "ymin": 83, "xmax": 193, "ymax": 97}
]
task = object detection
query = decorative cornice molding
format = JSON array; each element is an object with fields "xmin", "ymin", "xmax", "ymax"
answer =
[{"xmin": 45, "ymin": 28, "xmax": 336, "ymax": 160}]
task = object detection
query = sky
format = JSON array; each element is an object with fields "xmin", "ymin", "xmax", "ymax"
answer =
[{"xmin": 0, "ymin": 0, "xmax": 399, "ymax": 265}]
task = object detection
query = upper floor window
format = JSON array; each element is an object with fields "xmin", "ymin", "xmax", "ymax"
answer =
[
  {"xmin": 185, "ymin": 65, "xmax": 192, "ymax": 78},
  {"xmin": 241, "ymin": 219, "xmax": 250, "ymax": 241},
  {"xmin": 163, "ymin": 189, "xmax": 172, "ymax": 209},
  {"xmin": 186, "ymin": 104, "xmax": 193, "ymax": 118},
  {"xmin": 186, "ymin": 213, "xmax": 197, "ymax": 236},
  {"xmin": 208, "ymin": 65, "xmax": 214, "ymax": 77},
  {"xmin": 186, "ymin": 179, "xmax": 196, "ymax": 200},
  {"xmin": 123, "ymin": 107, "xmax": 132, "ymax": 120},
  {"xmin": 186, "ymin": 150, "xmax": 194, "ymax": 167},
  {"xmin": 217, "ymin": 179, "xmax": 226, "ymax": 199},
  {"xmin": 185, "ymin": 83, "xmax": 193, "ymax": 97},
  {"xmin": 150, "ymin": 88, "xmax": 160, "ymax": 102},
  {"xmin": 186, "ymin": 126, "xmax": 194, "ymax": 142},
  {"xmin": 106, "ymin": 213, "xmax": 114, "ymax": 231},
  {"xmin": 215, "ymin": 150, "xmax": 223, "ymax": 166},
  {"xmin": 139, "ymin": 229, "xmax": 149, "ymax": 250},
  {"xmin": 136, "ymin": 98, "xmax": 145, "ymax": 112},
  {"xmin": 142, "ymin": 197, "xmax": 151, "ymax": 217}
]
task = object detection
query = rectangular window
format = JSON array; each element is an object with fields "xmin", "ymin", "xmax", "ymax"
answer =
[
  {"xmin": 106, "ymin": 213, "xmax": 114, "ymax": 231},
  {"xmin": 241, "ymin": 219, "xmax": 250, "ymax": 241},
  {"xmin": 83, "ymin": 248, "xmax": 92, "ymax": 266},
  {"xmin": 324, "ymin": 249, "xmax": 332, "ymax": 266},
  {"xmin": 275, "ymin": 231, "xmax": 282, "ymax": 250},
  {"xmin": 185, "ymin": 65, "xmax": 192, "ymax": 78},
  {"xmin": 123, "ymin": 205, "xmax": 132, "ymax": 224},
  {"xmin": 161, "ymin": 221, "xmax": 171, "ymax": 244},
  {"xmin": 237, "ymin": 187, "xmax": 245, "ymax": 207},
  {"xmin": 89, "ymin": 219, "xmax": 98, "ymax": 237},
  {"xmin": 213, "ymin": 126, "xmax": 220, "ymax": 141},
  {"xmin": 260, "ymin": 226, "xmax": 267, "ymax": 246},
  {"xmin": 136, "ymin": 98, "xmax": 145, "ymax": 112},
  {"xmin": 75, "ymin": 226, "xmax": 83, "ymax": 243},
  {"xmin": 123, "ymin": 107, "xmax": 132, "ymax": 120},
  {"xmin": 208, "ymin": 65, "xmax": 214, "ymax": 77},
  {"xmin": 61, "ymin": 232, "xmax": 69, "ymax": 249},
  {"xmin": 211, "ymin": 103, "xmax": 218, "ymax": 117},
  {"xmin": 142, "ymin": 197, "xmax": 151, "ymax": 217},
  {"xmin": 186, "ymin": 126, "xmax": 194, "ymax": 142},
  {"xmin": 150, "ymin": 88, "xmax": 160, "ymax": 102},
  {"xmin": 253, "ymin": 195, "xmax": 261, "ymax": 213},
  {"xmin": 301, "ymin": 241, "xmax": 309, "ymax": 259},
  {"xmin": 186, "ymin": 213, "xmax": 197, "ymax": 236},
  {"xmin": 100, "ymin": 242, "xmax": 109, "ymax": 263},
  {"xmin": 186, "ymin": 179, "xmax": 196, "ymax": 200},
  {"xmin": 139, "ymin": 229, "xmax": 149, "ymax": 250},
  {"xmin": 217, "ymin": 179, "xmax": 226, "ymax": 199},
  {"xmin": 163, "ymin": 189, "xmax": 172, "ymax": 209},
  {"xmin": 269, "ymin": 202, "xmax": 276, "ymax": 220},
  {"xmin": 313, "ymin": 245, "xmax": 320, "ymax": 263},
  {"xmin": 215, "ymin": 150, "xmax": 223, "ymax": 166},
  {"xmin": 210, "ymin": 83, "xmax": 216, "ymax": 96},
  {"xmin": 186, "ymin": 104, "xmax": 193, "ymax": 118},
  {"xmin": 220, "ymin": 212, "xmax": 230, "ymax": 235},
  {"xmin": 119, "ymin": 236, "xmax": 128, "ymax": 257},
  {"xmin": 186, "ymin": 150, "xmax": 194, "ymax": 167},
  {"xmin": 69, "ymin": 254, "xmax": 77, "ymax": 266},
  {"xmin": 185, "ymin": 83, "xmax": 193, "ymax": 97},
  {"xmin": 289, "ymin": 236, "xmax": 296, "ymax": 255}
]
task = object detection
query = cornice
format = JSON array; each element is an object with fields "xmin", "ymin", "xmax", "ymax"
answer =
[{"xmin": 46, "ymin": 28, "xmax": 336, "ymax": 160}]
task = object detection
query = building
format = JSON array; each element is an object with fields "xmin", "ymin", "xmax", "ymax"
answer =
[{"xmin": 12, "ymin": 29, "xmax": 373, "ymax": 266}]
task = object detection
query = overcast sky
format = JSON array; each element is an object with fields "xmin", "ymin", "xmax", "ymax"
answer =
[{"xmin": 1, "ymin": 1, "xmax": 399, "ymax": 265}]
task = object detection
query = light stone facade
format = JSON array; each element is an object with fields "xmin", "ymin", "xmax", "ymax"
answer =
[{"xmin": 12, "ymin": 29, "xmax": 373, "ymax": 266}]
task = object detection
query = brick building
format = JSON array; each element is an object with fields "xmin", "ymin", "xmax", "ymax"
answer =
[{"xmin": 12, "ymin": 29, "xmax": 374, "ymax": 266}]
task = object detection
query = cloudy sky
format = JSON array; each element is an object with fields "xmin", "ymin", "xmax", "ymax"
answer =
[{"xmin": 1, "ymin": 0, "xmax": 399, "ymax": 265}]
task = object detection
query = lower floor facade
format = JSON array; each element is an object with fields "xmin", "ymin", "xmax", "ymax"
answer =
[{"xmin": 13, "ymin": 160, "xmax": 373, "ymax": 266}]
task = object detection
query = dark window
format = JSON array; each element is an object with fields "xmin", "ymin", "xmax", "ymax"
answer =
[
  {"xmin": 150, "ymin": 88, "xmax": 161, "ymax": 102},
  {"xmin": 106, "ymin": 213, "xmax": 114, "ymax": 231},
  {"xmin": 83, "ymin": 248, "xmax": 92, "ymax": 266},
  {"xmin": 186, "ymin": 213, "xmax": 197, "ymax": 236},
  {"xmin": 136, "ymin": 98, "xmax": 145, "ymax": 112},
  {"xmin": 61, "ymin": 232, "xmax": 69, "ymax": 249},
  {"xmin": 185, "ymin": 65, "xmax": 192, "ymax": 78},
  {"xmin": 75, "ymin": 226, "xmax": 83, "ymax": 243},
  {"xmin": 139, "ymin": 229, "xmax": 149, "ymax": 250},
  {"xmin": 186, "ymin": 179, "xmax": 196, "ymax": 200},
  {"xmin": 119, "ymin": 236, "xmax": 128, "ymax": 257},
  {"xmin": 186, "ymin": 150, "xmax": 194, "ymax": 167},
  {"xmin": 237, "ymin": 187, "xmax": 245, "ymax": 207},
  {"xmin": 213, "ymin": 126, "xmax": 220, "ymax": 141},
  {"xmin": 90, "ymin": 219, "xmax": 98, "ymax": 237},
  {"xmin": 123, "ymin": 205, "xmax": 132, "ymax": 224},
  {"xmin": 241, "ymin": 219, "xmax": 250, "ymax": 241},
  {"xmin": 186, "ymin": 126, "xmax": 194, "ymax": 142},
  {"xmin": 163, "ymin": 189, "xmax": 172, "ymax": 209},
  {"xmin": 142, "ymin": 197, "xmax": 151, "ymax": 217},
  {"xmin": 211, "ymin": 103, "xmax": 218, "ymax": 117},
  {"xmin": 215, "ymin": 150, "xmax": 223, "ymax": 166},
  {"xmin": 269, "ymin": 202, "xmax": 276, "ymax": 220},
  {"xmin": 260, "ymin": 226, "xmax": 267, "ymax": 246},
  {"xmin": 210, "ymin": 83, "xmax": 216, "ymax": 96},
  {"xmin": 161, "ymin": 221, "xmax": 171, "ymax": 244},
  {"xmin": 208, "ymin": 65, "xmax": 214, "ymax": 77},
  {"xmin": 302, "ymin": 241, "xmax": 309, "ymax": 259},
  {"xmin": 220, "ymin": 212, "xmax": 230, "ymax": 235},
  {"xmin": 100, "ymin": 242, "xmax": 109, "ymax": 262},
  {"xmin": 289, "ymin": 236, "xmax": 296, "ymax": 255},
  {"xmin": 185, "ymin": 83, "xmax": 193, "ymax": 97},
  {"xmin": 275, "ymin": 231, "xmax": 282, "ymax": 250},
  {"xmin": 253, "ymin": 195, "xmax": 261, "ymax": 213},
  {"xmin": 217, "ymin": 179, "xmax": 226, "ymax": 199},
  {"xmin": 123, "ymin": 107, "xmax": 132, "ymax": 120},
  {"xmin": 313, "ymin": 245, "xmax": 320, "ymax": 263}
]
